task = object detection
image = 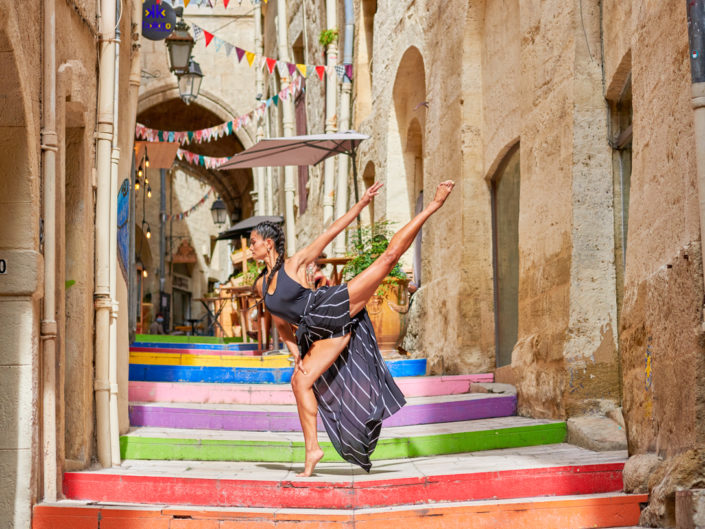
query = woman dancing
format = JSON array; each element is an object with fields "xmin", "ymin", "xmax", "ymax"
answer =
[{"xmin": 250, "ymin": 180, "xmax": 455, "ymax": 476}]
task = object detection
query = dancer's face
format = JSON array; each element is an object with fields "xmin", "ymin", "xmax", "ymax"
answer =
[{"xmin": 249, "ymin": 231, "xmax": 272, "ymax": 261}]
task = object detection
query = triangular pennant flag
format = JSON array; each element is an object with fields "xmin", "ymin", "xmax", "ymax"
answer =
[
  {"xmin": 266, "ymin": 57, "xmax": 277, "ymax": 74},
  {"xmin": 335, "ymin": 65, "xmax": 345, "ymax": 80},
  {"xmin": 246, "ymin": 51, "xmax": 255, "ymax": 66},
  {"xmin": 277, "ymin": 61, "xmax": 288, "ymax": 77},
  {"xmin": 296, "ymin": 64, "xmax": 307, "ymax": 77},
  {"xmin": 315, "ymin": 65, "xmax": 326, "ymax": 80},
  {"xmin": 203, "ymin": 30, "xmax": 214, "ymax": 47},
  {"xmin": 345, "ymin": 64, "xmax": 353, "ymax": 80},
  {"xmin": 223, "ymin": 0, "xmax": 230, "ymax": 6},
  {"xmin": 187, "ymin": 131, "xmax": 194, "ymax": 143},
  {"xmin": 236, "ymin": 47, "xmax": 245, "ymax": 62},
  {"xmin": 215, "ymin": 38, "xmax": 224, "ymax": 52},
  {"xmin": 288, "ymin": 63, "xmax": 297, "ymax": 76},
  {"xmin": 192, "ymin": 25, "xmax": 202, "ymax": 40},
  {"xmin": 225, "ymin": 43, "xmax": 234, "ymax": 56},
  {"xmin": 227, "ymin": 121, "xmax": 234, "ymax": 134},
  {"xmin": 272, "ymin": 94, "xmax": 279, "ymax": 106},
  {"xmin": 184, "ymin": 0, "xmax": 190, "ymax": 6},
  {"xmin": 266, "ymin": 98, "xmax": 272, "ymax": 107}
]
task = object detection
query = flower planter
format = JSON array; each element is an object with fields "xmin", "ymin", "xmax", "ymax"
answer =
[{"xmin": 365, "ymin": 277, "xmax": 410, "ymax": 357}]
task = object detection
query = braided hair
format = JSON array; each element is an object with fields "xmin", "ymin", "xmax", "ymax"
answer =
[{"xmin": 252, "ymin": 221, "xmax": 286, "ymax": 291}]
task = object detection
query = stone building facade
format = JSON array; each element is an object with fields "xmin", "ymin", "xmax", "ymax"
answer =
[
  {"xmin": 259, "ymin": 0, "xmax": 704, "ymax": 523},
  {"xmin": 0, "ymin": 0, "xmax": 141, "ymax": 526}
]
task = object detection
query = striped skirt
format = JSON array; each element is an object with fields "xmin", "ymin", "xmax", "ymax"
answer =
[{"xmin": 294, "ymin": 284, "xmax": 406, "ymax": 472}]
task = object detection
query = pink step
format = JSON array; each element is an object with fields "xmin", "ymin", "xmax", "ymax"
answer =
[{"xmin": 128, "ymin": 373, "xmax": 494, "ymax": 405}]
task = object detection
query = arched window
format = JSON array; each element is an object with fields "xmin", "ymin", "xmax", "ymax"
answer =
[{"xmin": 491, "ymin": 144, "xmax": 520, "ymax": 367}]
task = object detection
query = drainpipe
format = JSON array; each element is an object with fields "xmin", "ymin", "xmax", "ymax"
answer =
[
  {"xmin": 322, "ymin": 0, "xmax": 338, "ymax": 229},
  {"xmin": 688, "ymin": 1, "xmax": 705, "ymax": 294},
  {"xmin": 41, "ymin": 0, "xmax": 58, "ymax": 502},
  {"xmin": 128, "ymin": 0, "xmax": 142, "ymax": 339},
  {"xmin": 108, "ymin": 3, "xmax": 122, "ymax": 466},
  {"xmin": 277, "ymin": 0, "xmax": 296, "ymax": 252},
  {"xmin": 254, "ymin": 2, "xmax": 266, "ymax": 216},
  {"xmin": 95, "ymin": 0, "xmax": 118, "ymax": 469},
  {"xmin": 334, "ymin": 0, "xmax": 355, "ymax": 255}
]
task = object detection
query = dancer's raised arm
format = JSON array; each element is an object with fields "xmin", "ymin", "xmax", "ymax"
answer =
[{"xmin": 291, "ymin": 182, "xmax": 383, "ymax": 267}]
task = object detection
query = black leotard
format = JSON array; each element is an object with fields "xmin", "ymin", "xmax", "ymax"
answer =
[{"xmin": 262, "ymin": 266, "xmax": 312, "ymax": 324}]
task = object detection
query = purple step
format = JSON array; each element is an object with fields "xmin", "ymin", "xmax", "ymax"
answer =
[{"xmin": 129, "ymin": 393, "xmax": 517, "ymax": 432}]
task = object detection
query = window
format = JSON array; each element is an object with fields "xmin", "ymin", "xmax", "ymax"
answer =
[{"xmin": 491, "ymin": 144, "xmax": 520, "ymax": 368}]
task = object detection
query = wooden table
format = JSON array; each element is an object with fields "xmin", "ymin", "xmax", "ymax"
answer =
[
  {"xmin": 316, "ymin": 257, "xmax": 352, "ymax": 285},
  {"xmin": 219, "ymin": 286, "xmax": 266, "ymax": 347}
]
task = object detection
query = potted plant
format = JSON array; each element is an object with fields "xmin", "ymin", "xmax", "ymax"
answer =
[{"xmin": 343, "ymin": 222, "xmax": 410, "ymax": 357}]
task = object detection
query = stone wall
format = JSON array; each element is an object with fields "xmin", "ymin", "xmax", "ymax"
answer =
[{"xmin": 603, "ymin": 0, "xmax": 705, "ymax": 457}]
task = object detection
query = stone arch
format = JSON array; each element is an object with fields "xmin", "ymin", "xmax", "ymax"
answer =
[
  {"xmin": 0, "ymin": 10, "xmax": 41, "ymax": 527},
  {"xmin": 137, "ymin": 91, "xmax": 254, "ymax": 217},
  {"xmin": 386, "ymin": 45, "xmax": 426, "ymax": 267},
  {"xmin": 490, "ymin": 142, "xmax": 521, "ymax": 368}
]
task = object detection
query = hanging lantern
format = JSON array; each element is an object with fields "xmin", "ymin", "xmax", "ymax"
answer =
[
  {"xmin": 210, "ymin": 198, "xmax": 227, "ymax": 225},
  {"xmin": 135, "ymin": 177, "xmax": 141, "ymax": 191},
  {"xmin": 178, "ymin": 58, "xmax": 204, "ymax": 105},
  {"xmin": 145, "ymin": 224, "xmax": 152, "ymax": 239},
  {"xmin": 147, "ymin": 185, "xmax": 153, "ymax": 198},
  {"xmin": 165, "ymin": 8, "xmax": 194, "ymax": 73}
]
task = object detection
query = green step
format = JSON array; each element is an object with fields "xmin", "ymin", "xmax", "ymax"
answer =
[
  {"xmin": 120, "ymin": 418, "xmax": 567, "ymax": 462},
  {"xmin": 135, "ymin": 334, "xmax": 243, "ymax": 344}
]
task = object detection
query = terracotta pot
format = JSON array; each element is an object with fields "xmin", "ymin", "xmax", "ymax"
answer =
[{"xmin": 365, "ymin": 277, "xmax": 410, "ymax": 357}]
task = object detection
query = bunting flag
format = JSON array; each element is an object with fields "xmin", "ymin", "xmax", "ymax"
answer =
[
  {"xmin": 165, "ymin": 187, "xmax": 214, "ymax": 221},
  {"xmin": 176, "ymin": 148, "xmax": 231, "ymax": 169},
  {"xmin": 190, "ymin": 23, "xmax": 352, "ymax": 81},
  {"xmin": 135, "ymin": 75, "xmax": 304, "ymax": 146}
]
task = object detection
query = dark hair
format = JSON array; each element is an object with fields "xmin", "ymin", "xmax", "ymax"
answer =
[{"xmin": 252, "ymin": 221, "xmax": 285, "ymax": 290}]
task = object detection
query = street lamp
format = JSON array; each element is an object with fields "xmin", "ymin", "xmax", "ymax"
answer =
[
  {"xmin": 177, "ymin": 58, "xmax": 203, "ymax": 105},
  {"xmin": 165, "ymin": 7, "xmax": 194, "ymax": 73},
  {"xmin": 210, "ymin": 198, "xmax": 227, "ymax": 225}
]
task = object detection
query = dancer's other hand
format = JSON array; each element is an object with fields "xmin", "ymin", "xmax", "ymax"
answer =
[
  {"xmin": 361, "ymin": 181, "xmax": 383, "ymax": 206},
  {"xmin": 294, "ymin": 353, "xmax": 308, "ymax": 375}
]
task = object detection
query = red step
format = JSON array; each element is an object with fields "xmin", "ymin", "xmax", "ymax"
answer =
[{"xmin": 63, "ymin": 462, "xmax": 626, "ymax": 509}]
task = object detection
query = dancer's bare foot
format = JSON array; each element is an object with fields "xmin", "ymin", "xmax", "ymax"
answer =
[
  {"xmin": 296, "ymin": 447, "xmax": 324, "ymax": 477},
  {"xmin": 431, "ymin": 180, "xmax": 455, "ymax": 209}
]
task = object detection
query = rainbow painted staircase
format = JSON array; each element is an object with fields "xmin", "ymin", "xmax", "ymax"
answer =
[{"xmin": 34, "ymin": 335, "xmax": 647, "ymax": 528}]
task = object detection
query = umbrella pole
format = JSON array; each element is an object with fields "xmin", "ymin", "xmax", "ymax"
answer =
[{"xmin": 351, "ymin": 148, "xmax": 362, "ymax": 241}]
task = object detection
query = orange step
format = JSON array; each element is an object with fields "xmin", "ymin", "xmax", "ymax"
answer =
[{"xmin": 34, "ymin": 493, "xmax": 647, "ymax": 529}]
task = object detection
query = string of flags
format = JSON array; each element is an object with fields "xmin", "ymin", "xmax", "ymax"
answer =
[
  {"xmin": 192, "ymin": 24, "xmax": 353, "ymax": 82},
  {"xmin": 156, "ymin": 0, "xmax": 268, "ymax": 7},
  {"xmin": 135, "ymin": 75, "xmax": 303, "ymax": 146},
  {"xmin": 165, "ymin": 187, "xmax": 214, "ymax": 221},
  {"xmin": 176, "ymin": 148, "xmax": 231, "ymax": 169}
]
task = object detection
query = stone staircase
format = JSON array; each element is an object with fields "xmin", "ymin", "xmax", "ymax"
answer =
[{"xmin": 33, "ymin": 335, "xmax": 647, "ymax": 528}]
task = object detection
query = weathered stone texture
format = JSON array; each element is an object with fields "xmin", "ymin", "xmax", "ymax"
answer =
[
  {"xmin": 640, "ymin": 450, "xmax": 705, "ymax": 528},
  {"xmin": 623, "ymin": 453, "xmax": 662, "ymax": 494}
]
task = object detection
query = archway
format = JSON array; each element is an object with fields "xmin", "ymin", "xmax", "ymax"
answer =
[
  {"xmin": 0, "ymin": 15, "xmax": 40, "ymax": 526},
  {"xmin": 491, "ymin": 143, "xmax": 521, "ymax": 368},
  {"xmin": 386, "ymin": 46, "xmax": 426, "ymax": 269}
]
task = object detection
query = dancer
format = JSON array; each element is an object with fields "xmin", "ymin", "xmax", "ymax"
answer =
[{"xmin": 250, "ymin": 180, "xmax": 455, "ymax": 476}]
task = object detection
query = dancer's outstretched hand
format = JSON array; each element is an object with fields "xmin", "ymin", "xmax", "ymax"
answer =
[
  {"xmin": 361, "ymin": 181, "xmax": 383, "ymax": 206},
  {"xmin": 432, "ymin": 180, "xmax": 455, "ymax": 207}
]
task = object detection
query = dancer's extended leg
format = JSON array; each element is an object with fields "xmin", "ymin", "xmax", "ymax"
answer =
[
  {"xmin": 291, "ymin": 333, "xmax": 351, "ymax": 477},
  {"xmin": 347, "ymin": 180, "xmax": 455, "ymax": 317}
]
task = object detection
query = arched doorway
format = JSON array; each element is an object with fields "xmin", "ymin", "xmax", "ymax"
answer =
[
  {"xmin": 491, "ymin": 143, "xmax": 521, "ymax": 368},
  {"xmin": 135, "ymin": 96, "xmax": 255, "ymax": 332},
  {"xmin": 0, "ymin": 15, "xmax": 41, "ymax": 526},
  {"xmin": 387, "ymin": 46, "xmax": 426, "ymax": 270}
]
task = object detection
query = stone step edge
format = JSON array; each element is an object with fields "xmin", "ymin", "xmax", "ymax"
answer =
[
  {"xmin": 128, "ymin": 374, "xmax": 494, "ymax": 404},
  {"xmin": 63, "ymin": 462, "xmax": 625, "ymax": 510},
  {"xmin": 120, "ymin": 421, "xmax": 567, "ymax": 462},
  {"xmin": 127, "ymin": 393, "xmax": 516, "ymax": 431},
  {"xmin": 33, "ymin": 493, "xmax": 649, "ymax": 529}
]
